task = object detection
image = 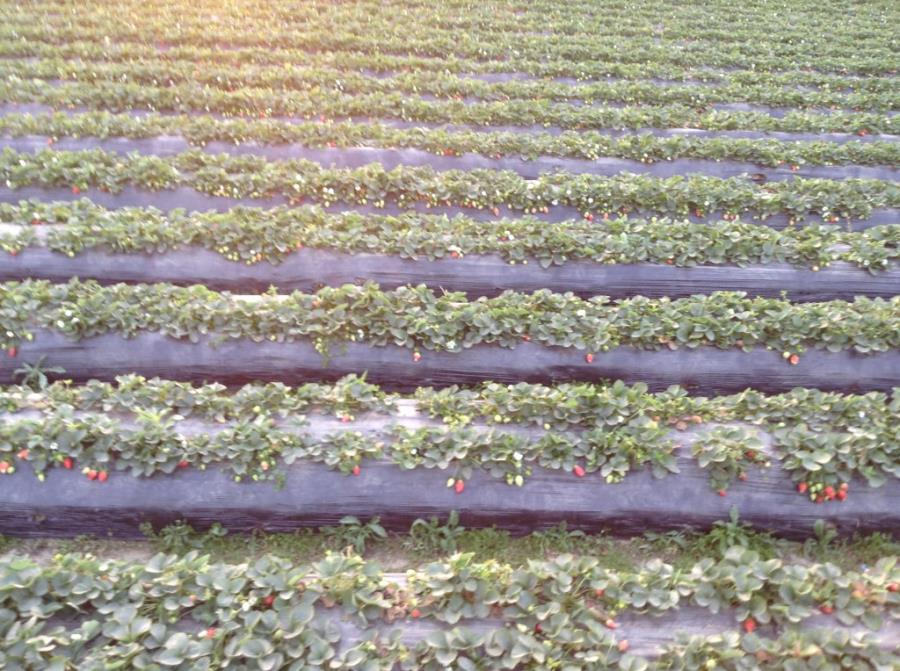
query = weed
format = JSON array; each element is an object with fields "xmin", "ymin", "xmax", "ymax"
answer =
[
  {"xmin": 405, "ymin": 511, "xmax": 465, "ymax": 556},
  {"xmin": 140, "ymin": 521, "xmax": 227, "ymax": 554},
  {"xmin": 318, "ymin": 516, "xmax": 386, "ymax": 554}
]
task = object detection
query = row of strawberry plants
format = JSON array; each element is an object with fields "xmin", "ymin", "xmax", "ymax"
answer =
[
  {"xmin": 2, "ymin": 200, "xmax": 897, "ymax": 272},
  {"xmin": 413, "ymin": 381, "xmax": 900, "ymax": 498},
  {"xmin": 4, "ymin": 374, "xmax": 894, "ymax": 439},
  {"xmin": 3, "ymin": 37, "xmax": 893, "ymax": 92},
  {"xmin": 6, "ymin": 79, "xmax": 895, "ymax": 135},
  {"xmin": 0, "ymin": 373, "xmax": 398, "ymax": 420},
  {"xmin": 16, "ymin": 0, "xmax": 894, "ymax": 51},
  {"xmin": 23, "ymin": 0, "xmax": 893, "ymax": 41},
  {"xmin": 9, "ymin": 9, "xmax": 893, "ymax": 63},
  {"xmin": 5, "ymin": 12, "xmax": 895, "ymax": 74},
  {"xmin": 0, "ymin": 387, "xmax": 895, "ymax": 499},
  {"xmin": 5, "ymin": 57, "xmax": 896, "ymax": 111},
  {"xmin": 5, "ymin": 111, "xmax": 897, "ymax": 168},
  {"xmin": 2, "ymin": 149, "xmax": 897, "ymax": 221},
  {"xmin": 4, "ymin": 374, "xmax": 896, "ymax": 495},
  {"xmin": 5, "ymin": 374, "xmax": 897, "ymax": 493},
  {"xmin": 0, "ymin": 550, "xmax": 895, "ymax": 669},
  {"xmin": 2, "ymin": 280, "xmax": 898, "ymax": 356}
]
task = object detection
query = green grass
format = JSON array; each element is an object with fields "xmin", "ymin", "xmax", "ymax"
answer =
[{"xmin": 3, "ymin": 509, "xmax": 896, "ymax": 571}]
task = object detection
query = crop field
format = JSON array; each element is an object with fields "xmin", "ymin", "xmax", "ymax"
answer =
[{"xmin": 0, "ymin": 0, "xmax": 897, "ymax": 668}]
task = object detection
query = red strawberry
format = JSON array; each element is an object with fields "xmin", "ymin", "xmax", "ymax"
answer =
[
  {"xmin": 454, "ymin": 479, "xmax": 465, "ymax": 494},
  {"xmin": 17, "ymin": 449, "xmax": 29, "ymax": 460},
  {"xmin": 789, "ymin": 354, "xmax": 800, "ymax": 365},
  {"xmin": 31, "ymin": 218, "xmax": 41, "ymax": 226},
  {"xmin": 584, "ymin": 212, "xmax": 594, "ymax": 221},
  {"xmin": 797, "ymin": 482, "xmax": 808, "ymax": 494},
  {"xmin": 86, "ymin": 469, "xmax": 98, "ymax": 480},
  {"xmin": 62, "ymin": 457, "xmax": 73, "ymax": 469},
  {"xmin": 0, "ymin": 461, "xmax": 9, "ymax": 473},
  {"xmin": 71, "ymin": 186, "xmax": 80, "ymax": 195},
  {"xmin": 205, "ymin": 627, "xmax": 217, "ymax": 639},
  {"xmin": 823, "ymin": 486, "xmax": 835, "ymax": 499},
  {"xmin": 263, "ymin": 595, "xmax": 275, "ymax": 607},
  {"xmin": 605, "ymin": 618, "xmax": 617, "ymax": 630},
  {"xmin": 820, "ymin": 604, "xmax": 833, "ymax": 614},
  {"xmin": 742, "ymin": 617, "xmax": 757, "ymax": 633},
  {"xmin": 410, "ymin": 608, "xmax": 422, "ymax": 619},
  {"xmin": 534, "ymin": 622, "xmax": 542, "ymax": 633},
  {"xmin": 6, "ymin": 346, "xmax": 16, "ymax": 358},
  {"xmin": 594, "ymin": 588, "xmax": 605, "ymax": 597},
  {"xmin": 413, "ymin": 352, "xmax": 422, "ymax": 362},
  {"xmin": 178, "ymin": 460, "xmax": 190, "ymax": 469},
  {"xmin": 352, "ymin": 465, "xmax": 361, "ymax": 476},
  {"xmin": 887, "ymin": 583, "xmax": 898, "ymax": 592},
  {"xmin": 839, "ymin": 482, "xmax": 849, "ymax": 492},
  {"xmin": 836, "ymin": 490, "xmax": 847, "ymax": 502},
  {"xmin": 573, "ymin": 464, "xmax": 586, "ymax": 478},
  {"xmin": 585, "ymin": 353, "xmax": 594, "ymax": 363},
  {"xmin": 491, "ymin": 207, "xmax": 500, "ymax": 216},
  {"xmin": 97, "ymin": 470, "xmax": 108, "ymax": 482},
  {"xmin": 617, "ymin": 640, "xmax": 629, "ymax": 653},
  {"xmin": 718, "ymin": 489, "xmax": 727, "ymax": 497},
  {"xmin": 450, "ymin": 251, "xmax": 460, "ymax": 259}
]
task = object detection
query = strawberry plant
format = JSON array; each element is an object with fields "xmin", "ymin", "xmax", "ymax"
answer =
[{"xmin": 691, "ymin": 426, "xmax": 769, "ymax": 492}]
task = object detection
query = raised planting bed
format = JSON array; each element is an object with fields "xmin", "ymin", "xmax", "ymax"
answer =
[
  {"xmin": 0, "ymin": 147, "xmax": 896, "ymax": 223},
  {"xmin": 0, "ymin": 375, "xmax": 896, "ymax": 539},
  {"xmin": 3, "ymin": 103, "xmax": 897, "ymax": 146},
  {"xmin": 1, "ymin": 201, "xmax": 897, "ymax": 299},
  {"xmin": 0, "ymin": 405, "xmax": 897, "ymax": 538},
  {"xmin": 3, "ymin": 56, "xmax": 896, "ymax": 112},
  {"xmin": 2, "ymin": 200, "xmax": 894, "ymax": 271},
  {"xmin": 7, "ymin": 330, "xmax": 900, "ymax": 394},
  {"xmin": 0, "ymin": 551, "xmax": 896, "ymax": 668},
  {"xmin": 4, "ymin": 33, "xmax": 898, "ymax": 89},
  {"xmin": 5, "ymin": 246, "xmax": 899, "ymax": 301},
  {"xmin": 6, "ymin": 3, "xmax": 898, "ymax": 75},
  {"xmin": 0, "ymin": 281, "xmax": 898, "ymax": 392},
  {"xmin": 2, "ymin": 109, "xmax": 899, "ymax": 169},
  {"xmin": 3, "ymin": 78, "xmax": 898, "ymax": 136},
  {"xmin": 4, "ymin": 134, "xmax": 898, "ymax": 182},
  {"xmin": 3, "ymin": 186, "xmax": 896, "ymax": 230}
]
